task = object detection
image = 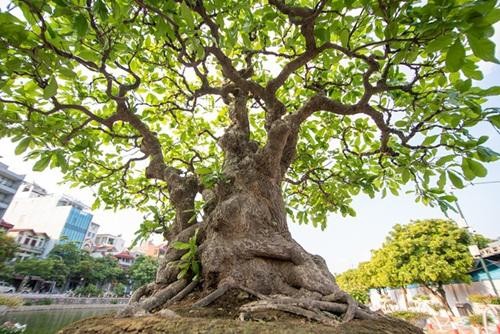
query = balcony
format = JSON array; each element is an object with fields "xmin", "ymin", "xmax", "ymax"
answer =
[{"xmin": 0, "ymin": 183, "xmax": 17, "ymax": 195}]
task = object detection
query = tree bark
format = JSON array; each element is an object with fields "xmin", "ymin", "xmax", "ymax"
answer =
[{"xmin": 123, "ymin": 95, "xmax": 362, "ymax": 323}]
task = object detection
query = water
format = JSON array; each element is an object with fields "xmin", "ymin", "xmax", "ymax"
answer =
[{"xmin": 0, "ymin": 307, "xmax": 118, "ymax": 334}]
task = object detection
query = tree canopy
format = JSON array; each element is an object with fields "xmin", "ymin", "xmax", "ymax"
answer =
[
  {"xmin": 338, "ymin": 219, "xmax": 484, "ymax": 311},
  {"xmin": 129, "ymin": 255, "xmax": 158, "ymax": 289},
  {"xmin": 0, "ymin": 231, "xmax": 17, "ymax": 276},
  {"xmin": 0, "ymin": 0, "xmax": 499, "ymax": 238}
]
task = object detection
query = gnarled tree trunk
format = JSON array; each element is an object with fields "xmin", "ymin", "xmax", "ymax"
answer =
[{"xmin": 121, "ymin": 93, "xmax": 367, "ymax": 325}]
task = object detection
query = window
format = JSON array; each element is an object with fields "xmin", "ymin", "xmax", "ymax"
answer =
[
  {"xmin": 30, "ymin": 239, "xmax": 36, "ymax": 247},
  {"xmin": 23, "ymin": 238, "xmax": 30, "ymax": 245}
]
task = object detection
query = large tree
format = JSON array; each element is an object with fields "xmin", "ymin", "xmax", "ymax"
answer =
[
  {"xmin": 355, "ymin": 219, "xmax": 480, "ymax": 314},
  {"xmin": 0, "ymin": 231, "xmax": 17, "ymax": 277},
  {"xmin": 0, "ymin": 0, "xmax": 499, "ymax": 325}
]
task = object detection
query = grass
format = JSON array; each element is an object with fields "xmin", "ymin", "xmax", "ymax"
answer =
[{"xmin": 0, "ymin": 295, "xmax": 23, "ymax": 308}]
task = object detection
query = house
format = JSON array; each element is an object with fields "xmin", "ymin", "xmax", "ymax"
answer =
[
  {"xmin": 114, "ymin": 250, "xmax": 136, "ymax": 268},
  {"xmin": 0, "ymin": 219, "xmax": 14, "ymax": 232},
  {"xmin": 7, "ymin": 228, "xmax": 50, "ymax": 260}
]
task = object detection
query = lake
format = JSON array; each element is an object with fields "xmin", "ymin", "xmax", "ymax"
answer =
[{"xmin": 0, "ymin": 307, "xmax": 118, "ymax": 334}]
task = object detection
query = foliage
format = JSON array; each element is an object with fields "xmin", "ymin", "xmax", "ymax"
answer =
[
  {"xmin": 48, "ymin": 241, "xmax": 84, "ymax": 271},
  {"xmin": 0, "ymin": 0, "xmax": 498, "ymax": 240},
  {"xmin": 389, "ymin": 311, "xmax": 430, "ymax": 323},
  {"xmin": 341, "ymin": 219, "xmax": 482, "ymax": 311},
  {"xmin": 0, "ymin": 232, "xmax": 17, "ymax": 273},
  {"xmin": 471, "ymin": 234, "xmax": 492, "ymax": 249},
  {"xmin": 13, "ymin": 257, "xmax": 69, "ymax": 286},
  {"xmin": 129, "ymin": 255, "xmax": 158, "ymax": 290},
  {"xmin": 0, "ymin": 324, "xmax": 25, "ymax": 334},
  {"xmin": 74, "ymin": 284, "xmax": 102, "ymax": 297},
  {"xmin": 0, "ymin": 295, "xmax": 22, "ymax": 308},
  {"xmin": 34, "ymin": 298, "xmax": 53, "ymax": 305},
  {"xmin": 469, "ymin": 294, "xmax": 500, "ymax": 305},
  {"xmin": 336, "ymin": 262, "xmax": 374, "ymax": 304},
  {"xmin": 9, "ymin": 242, "xmax": 125, "ymax": 288},
  {"xmin": 371, "ymin": 219, "xmax": 475, "ymax": 289},
  {"xmin": 413, "ymin": 294, "xmax": 430, "ymax": 301},
  {"xmin": 468, "ymin": 314, "xmax": 494, "ymax": 327},
  {"xmin": 75, "ymin": 254, "xmax": 124, "ymax": 285},
  {"xmin": 113, "ymin": 283, "xmax": 126, "ymax": 297},
  {"xmin": 173, "ymin": 230, "xmax": 200, "ymax": 281}
]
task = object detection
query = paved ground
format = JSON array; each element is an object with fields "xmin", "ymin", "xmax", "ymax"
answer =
[{"xmin": 425, "ymin": 316, "xmax": 500, "ymax": 333}]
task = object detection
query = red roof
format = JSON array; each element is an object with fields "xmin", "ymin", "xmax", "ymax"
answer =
[
  {"xmin": 0, "ymin": 219, "xmax": 14, "ymax": 230},
  {"xmin": 114, "ymin": 251, "xmax": 135, "ymax": 260}
]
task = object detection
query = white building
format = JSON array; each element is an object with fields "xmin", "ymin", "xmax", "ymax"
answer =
[
  {"xmin": 95, "ymin": 233, "xmax": 126, "ymax": 252},
  {"xmin": 4, "ymin": 192, "xmax": 94, "ymax": 248},
  {"xmin": 7, "ymin": 228, "xmax": 50, "ymax": 260},
  {"xmin": 81, "ymin": 222, "xmax": 100, "ymax": 251},
  {"xmin": 114, "ymin": 250, "xmax": 136, "ymax": 268},
  {"xmin": 0, "ymin": 162, "xmax": 25, "ymax": 218}
]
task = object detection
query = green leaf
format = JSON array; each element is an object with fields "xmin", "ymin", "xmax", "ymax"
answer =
[
  {"xmin": 447, "ymin": 171, "xmax": 464, "ymax": 189},
  {"xmin": 446, "ymin": 39, "xmax": 465, "ymax": 71},
  {"xmin": 481, "ymin": 86, "xmax": 500, "ymax": 96},
  {"xmin": 467, "ymin": 34, "xmax": 497, "ymax": 62},
  {"xmin": 73, "ymin": 14, "xmax": 88, "ymax": 38},
  {"xmin": 93, "ymin": 0, "xmax": 109, "ymax": 20},
  {"xmin": 436, "ymin": 155, "xmax": 455, "ymax": 167},
  {"xmin": 180, "ymin": 3, "xmax": 195, "ymax": 28},
  {"xmin": 489, "ymin": 115, "xmax": 500, "ymax": 128},
  {"xmin": 15, "ymin": 137, "xmax": 31, "ymax": 155},
  {"xmin": 172, "ymin": 241, "xmax": 190, "ymax": 250},
  {"xmin": 461, "ymin": 158, "xmax": 475, "ymax": 180},
  {"xmin": 33, "ymin": 155, "xmax": 51, "ymax": 172},
  {"xmin": 422, "ymin": 134, "xmax": 438, "ymax": 146},
  {"xmin": 426, "ymin": 35, "xmax": 453, "ymax": 53},
  {"xmin": 463, "ymin": 158, "xmax": 487, "ymax": 178},
  {"xmin": 43, "ymin": 77, "xmax": 58, "ymax": 99}
]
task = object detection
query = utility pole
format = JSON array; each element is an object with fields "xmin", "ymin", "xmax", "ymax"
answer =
[{"xmin": 454, "ymin": 196, "xmax": 499, "ymax": 298}]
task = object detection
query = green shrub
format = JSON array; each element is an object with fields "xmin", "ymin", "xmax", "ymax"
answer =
[
  {"xmin": 0, "ymin": 295, "xmax": 23, "ymax": 308},
  {"xmin": 110, "ymin": 300, "xmax": 118, "ymax": 304},
  {"xmin": 413, "ymin": 294, "xmax": 430, "ymax": 301},
  {"xmin": 112, "ymin": 283, "xmax": 126, "ymax": 297},
  {"xmin": 390, "ymin": 311, "xmax": 431, "ymax": 324},
  {"xmin": 74, "ymin": 284, "xmax": 102, "ymax": 297},
  {"xmin": 0, "ymin": 322, "xmax": 26, "ymax": 334},
  {"xmin": 36, "ymin": 298, "xmax": 53, "ymax": 305},
  {"xmin": 469, "ymin": 294, "xmax": 500, "ymax": 305},
  {"xmin": 468, "ymin": 314, "xmax": 493, "ymax": 327}
]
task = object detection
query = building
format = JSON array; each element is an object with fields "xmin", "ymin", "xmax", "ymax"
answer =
[
  {"xmin": 7, "ymin": 229, "xmax": 50, "ymax": 260},
  {"xmin": 0, "ymin": 218, "xmax": 14, "ymax": 232},
  {"xmin": 81, "ymin": 222, "xmax": 100, "ymax": 251},
  {"xmin": 4, "ymin": 193, "xmax": 93, "ymax": 248},
  {"xmin": 17, "ymin": 182, "xmax": 48, "ymax": 198},
  {"xmin": 114, "ymin": 250, "xmax": 136, "ymax": 268},
  {"xmin": 132, "ymin": 240, "xmax": 168, "ymax": 258},
  {"xmin": 0, "ymin": 162, "xmax": 25, "ymax": 218},
  {"xmin": 90, "ymin": 244, "xmax": 118, "ymax": 258},
  {"xmin": 95, "ymin": 233, "xmax": 126, "ymax": 252}
]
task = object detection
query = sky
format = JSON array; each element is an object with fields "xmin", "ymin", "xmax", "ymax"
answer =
[{"xmin": 1, "ymin": 18, "xmax": 500, "ymax": 274}]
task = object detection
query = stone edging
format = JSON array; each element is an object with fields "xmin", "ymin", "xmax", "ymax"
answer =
[{"xmin": 1, "ymin": 304, "xmax": 125, "ymax": 314}]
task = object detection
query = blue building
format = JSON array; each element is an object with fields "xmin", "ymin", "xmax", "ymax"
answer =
[
  {"xmin": 4, "ymin": 187, "xmax": 93, "ymax": 248},
  {"xmin": 470, "ymin": 242, "xmax": 500, "ymax": 282}
]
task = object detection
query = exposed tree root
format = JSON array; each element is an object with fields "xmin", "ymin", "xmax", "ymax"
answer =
[
  {"xmin": 192, "ymin": 283, "xmax": 232, "ymax": 308},
  {"xmin": 322, "ymin": 290, "xmax": 358, "ymax": 321},
  {"xmin": 239, "ymin": 299, "xmax": 339, "ymax": 326},
  {"xmin": 188, "ymin": 283, "xmax": 376, "ymax": 325},
  {"xmin": 164, "ymin": 279, "xmax": 200, "ymax": 307}
]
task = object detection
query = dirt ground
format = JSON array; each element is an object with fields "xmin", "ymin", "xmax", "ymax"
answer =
[
  {"xmin": 59, "ymin": 315, "xmax": 423, "ymax": 334},
  {"xmin": 60, "ymin": 290, "xmax": 423, "ymax": 334}
]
